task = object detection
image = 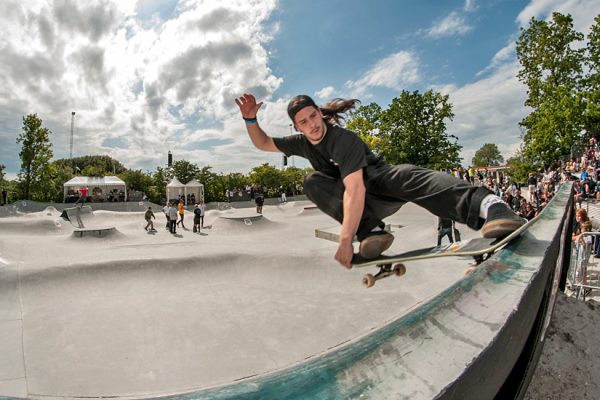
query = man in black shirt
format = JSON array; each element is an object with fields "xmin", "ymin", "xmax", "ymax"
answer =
[{"xmin": 235, "ymin": 93, "xmax": 524, "ymax": 268}]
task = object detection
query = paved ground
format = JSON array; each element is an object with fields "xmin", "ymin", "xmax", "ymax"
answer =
[{"xmin": 0, "ymin": 201, "xmax": 480, "ymax": 399}]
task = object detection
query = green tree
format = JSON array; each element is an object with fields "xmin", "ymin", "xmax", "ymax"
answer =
[
  {"xmin": 54, "ymin": 155, "xmax": 126, "ymax": 176},
  {"xmin": 81, "ymin": 164, "xmax": 105, "ymax": 177},
  {"xmin": 172, "ymin": 159, "xmax": 200, "ymax": 184},
  {"xmin": 196, "ymin": 165, "xmax": 226, "ymax": 202},
  {"xmin": 249, "ymin": 163, "xmax": 282, "ymax": 190},
  {"xmin": 472, "ymin": 143, "xmax": 504, "ymax": 167},
  {"xmin": 0, "ymin": 164, "xmax": 5, "ymax": 189},
  {"xmin": 225, "ymin": 172, "xmax": 250, "ymax": 192},
  {"xmin": 516, "ymin": 12, "xmax": 585, "ymax": 163},
  {"xmin": 507, "ymin": 148, "xmax": 536, "ymax": 186},
  {"xmin": 347, "ymin": 102, "xmax": 384, "ymax": 154},
  {"xmin": 48, "ymin": 162, "xmax": 75, "ymax": 202},
  {"xmin": 119, "ymin": 169, "xmax": 153, "ymax": 194},
  {"xmin": 281, "ymin": 166, "xmax": 309, "ymax": 194},
  {"xmin": 378, "ymin": 90, "xmax": 461, "ymax": 169},
  {"xmin": 16, "ymin": 114, "xmax": 53, "ymax": 200},
  {"xmin": 583, "ymin": 15, "xmax": 600, "ymax": 138},
  {"xmin": 151, "ymin": 166, "xmax": 172, "ymax": 203}
]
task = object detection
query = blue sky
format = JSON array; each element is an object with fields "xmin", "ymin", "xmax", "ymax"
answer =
[{"xmin": 0, "ymin": 0, "xmax": 599, "ymax": 180}]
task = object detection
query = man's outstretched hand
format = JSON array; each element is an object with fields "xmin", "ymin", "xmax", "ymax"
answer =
[{"xmin": 235, "ymin": 93, "xmax": 263, "ymax": 119}]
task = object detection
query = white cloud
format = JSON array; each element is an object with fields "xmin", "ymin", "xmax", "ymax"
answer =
[
  {"xmin": 314, "ymin": 86, "xmax": 336, "ymax": 100},
  {"xmin": 463, "ymin": 0, "xmax": 477, "ymax": 13},
  {"xmin": 0, "ymin": 0, "xmax": 282, "ymax": 175},
  {"xmin": 517, "ymin": 0, "xmax": 600, "ymax": 34},
  {"xmin": 476, "ymin": 41, "xmax": 516, "ymax": 77},
  {"xmin": 345, "ymin": 51, "xmax": 421, "ymax": 95},
  {"xmin": 426, "ymin": 11, "xmax": 473, "ymax": 38},
  {"xmin": 442, "ymin": 62, "xmax": 529, "ymax": 166}
]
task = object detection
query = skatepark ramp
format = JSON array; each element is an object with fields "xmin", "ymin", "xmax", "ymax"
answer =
[
  {"xmin": 60, "ymin": 206, "xmax": 118, "ymax": 237},
  {"xmin": 160, "ymin": 183, "xmax": 571, "ymax": 399},
  {"xmin": 0, "ymin": 184, "xmax": 573, "ymax": 399}
]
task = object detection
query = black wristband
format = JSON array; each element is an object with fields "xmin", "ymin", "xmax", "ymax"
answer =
[{"xmin": 243, "ymin": 117, "xmax": 257, "ymax": 124}]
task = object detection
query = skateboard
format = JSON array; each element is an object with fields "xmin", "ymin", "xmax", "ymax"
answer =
[{"xmin": 352, "ymin": 217, "xmax": 533, "ymax": 288}]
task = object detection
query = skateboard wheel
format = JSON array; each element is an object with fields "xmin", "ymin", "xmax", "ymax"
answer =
[
  {"xmin": 393, "ymin": 263, "xmax": 406, "ymax": 277},
  {"xmin": 363, "ymin": 273, "xmax": 375, "ymax": 288}
]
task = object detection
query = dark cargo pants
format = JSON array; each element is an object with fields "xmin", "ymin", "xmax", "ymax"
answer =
[{"xmin": 303, "ymin": 164, "xmax": 492, "ymax": 241}]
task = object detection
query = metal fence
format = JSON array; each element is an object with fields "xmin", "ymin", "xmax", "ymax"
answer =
[{"xmin": 567, "ymin": 231, "xmax": 600, "ymax": 300}]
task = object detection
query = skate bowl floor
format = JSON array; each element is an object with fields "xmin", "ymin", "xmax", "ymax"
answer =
[{"xmin": 0, "ymin": 194, "xmax": 568, "ymax": 399}]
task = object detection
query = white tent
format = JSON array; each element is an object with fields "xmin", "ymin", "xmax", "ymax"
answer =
[
  {"xmin": 63, "ymin": 176, "xmax": 127, "ymax": 202},
  {"xmin": 185, "ymin": 179, "xmax": 204, "ymax": 204},
  {"xmin": 166, "ymin": 177, "xmax": 185, "ymax": 203}
]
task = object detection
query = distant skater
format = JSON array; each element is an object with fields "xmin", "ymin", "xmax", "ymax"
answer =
[
  {"xmin": 235, "ymin": 92, "xmax": 524, "ymax": 268},
  {"xmin": 144, "ymin": 206, "xmax": 156, "ymax": 231},
  {"xmin": 163, "ymin": 202, "xmax": 170, "ymax": 230},
  {"xmin": 176, "ymin": 200, "xmax": 186, "ymax": 229},
  {"xmin": 76, "ymin": 186, "xmax": 88, "ymax": 207},
  {"xmin": 437, "ymin": 217, "xmax": 454, "ymax": 246},
  {"xmin": 198, "ymin": 201, "xmax": 205, "ymax": 227},
  {"xmin": 255, "ymin": 185, "xmax": 264, "ymax": 214},
  {"xmin": 168, "ymin": 202, "xmax": 178, "ymax": 234},
  {"xmin": 193, "ymin": 204, "xmax": 202, "ymax": 233},
  {"xmin": 279, "ymin": 186, "xmax": 287, "ymax": 203}
]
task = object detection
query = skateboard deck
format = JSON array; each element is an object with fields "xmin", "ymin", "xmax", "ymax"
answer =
[{"xmin": 352, "ymin": 216, "xmax": 533, "ymax": 287}]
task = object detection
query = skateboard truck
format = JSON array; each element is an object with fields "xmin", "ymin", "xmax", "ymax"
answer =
[{"xmin": 362, "ymin": 263, "xmax": 407, "ymax": 288}]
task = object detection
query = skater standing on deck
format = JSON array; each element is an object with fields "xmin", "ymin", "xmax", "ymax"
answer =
[
  {"xmin": 76, "ymin": 186, "xmax": 88, "ymax": 207},
  {"xmin": 235, "ymin": 93, "xmax": 525, "ymax": 268}
]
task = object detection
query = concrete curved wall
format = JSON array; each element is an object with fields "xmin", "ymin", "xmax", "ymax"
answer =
[
  {"xmin": 170, "ymin": 182, "xmax": 572, "ymax": 400},
  {"xmin": 0, "ymin": 184, "xmax": 571, "ymax": 399}
]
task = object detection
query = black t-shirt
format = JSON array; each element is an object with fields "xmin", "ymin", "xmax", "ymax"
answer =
[{"xmin": 272, "ymin": 125, "xmax": 383, "ymax": 180}]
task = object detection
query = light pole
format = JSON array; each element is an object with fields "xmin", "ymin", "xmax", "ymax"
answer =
[
  {"xmin": 69, "ymin": 111, "xmax": 76, "ymax": 173},
  {"xmin": 288, "ymin": 124, "xmax": 295, "ymax": 167},
  {"xmin": 69, "ymin": 111, "xmax": 75, "ymax": 156}
]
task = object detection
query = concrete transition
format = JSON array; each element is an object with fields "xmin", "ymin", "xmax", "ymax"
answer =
[
  {"xmin": 60, "ymin": 205, "xmax": 117, "ymax": 237},
  {"xmin": 0, "ymin": 190, "xmax": 571, "ymax": 399}
]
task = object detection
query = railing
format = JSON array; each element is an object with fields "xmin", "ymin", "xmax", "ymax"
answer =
[{"xmin": 567, "ymin": 231, "xmax": 600, "ymax": 301}]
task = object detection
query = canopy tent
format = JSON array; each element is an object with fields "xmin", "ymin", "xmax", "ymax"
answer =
[
  {"xmin": 185, "ymin": 179, "xmax": 204, "ymax": 204},
  {"xmin": 166, "ymin": 178, "xmax": 204, "ymax": 205},
  {"xmin": 166, "ymin": 177, "xmax": 185, "ymax": 203},
  {"xmin": 63, "ymin": 176, "xmax": 127, "ymax": 202}
]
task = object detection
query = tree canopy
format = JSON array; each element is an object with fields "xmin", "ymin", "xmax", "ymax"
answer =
[
  {"xmin": 16, "ymin": 114, "xmax": 54, "ymax": 200},
  {"xmin": 516, "ymin": 12, "xmax": 587, "ymax": 165},
  {"xmin": 346, "ymin": 89, "xmax": 461, "ymax": 170},
  {"xmin": 472, "ymin": 143, "xmax": 504, "ymax": 167}
]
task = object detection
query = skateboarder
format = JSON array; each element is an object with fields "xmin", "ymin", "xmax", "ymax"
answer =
[
  {"xmin": 144, "ymin": 206, "xmax": 156, "ymax": 231},
  {"xmin": 76, "ymin": 186, "xmax": 88, "ymax": 207},
  {"xmin": 235, "ymin": 93, "xmax": 524, "ymax": 268},
  {"xmin": 437, "ymin": 217, "xmax": 454, "ymax": 246}
]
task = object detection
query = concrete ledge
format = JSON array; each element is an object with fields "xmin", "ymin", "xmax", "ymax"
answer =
[
  {"xmin": 315, "ymin": 224, "xmax": 392, "ymax": 243},
  {"xmin": 72, "ymin": 227, "xmax": 116, "ymax": 238}
]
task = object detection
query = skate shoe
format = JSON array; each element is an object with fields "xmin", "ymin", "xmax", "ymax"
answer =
[
  {"xmin": 359, "ymin": 231, "xmax": 395, "ymax": 259},
  {"xmin": 481, "ymin": 203, "xmax": 525, "ymax": 239}
]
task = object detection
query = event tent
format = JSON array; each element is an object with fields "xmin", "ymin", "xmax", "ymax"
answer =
[
  {"xmin": 166, "ymin": 178, "xmax": 204, "ymax": 204},
  {"xmin": 166, "ymin": 177, "xmax": 185, "ymax": 203},
  {"xmin": 63, "ymin": 176, "xmax": 127, "ymax": 202},
  {"xmin": 185, "ymin": 179, "xmax": 204, "ymax": 203}
]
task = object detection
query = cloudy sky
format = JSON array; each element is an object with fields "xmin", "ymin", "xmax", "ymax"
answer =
[{"xmin": 1, "ymin": 0, "xmax": 599, "ymax": 179}]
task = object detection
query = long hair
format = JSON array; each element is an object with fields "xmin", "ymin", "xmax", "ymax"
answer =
[
  {"xmin": 320, "ymin": 98, "xmax": 360, "ymax": 125},
  {"xmin": 287, "ymin": 95, "xmax": 360, "ymax": 126}
]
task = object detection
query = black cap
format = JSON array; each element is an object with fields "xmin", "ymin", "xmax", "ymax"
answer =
[{"xmin": 287, "ymin": 95, "xmax": 317, "ymax": 122}]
